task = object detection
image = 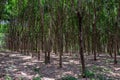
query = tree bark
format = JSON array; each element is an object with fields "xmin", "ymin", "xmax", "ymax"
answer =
[{"xmin": 77, "ymin": 11, "xmax": 86, "ymax": 78}]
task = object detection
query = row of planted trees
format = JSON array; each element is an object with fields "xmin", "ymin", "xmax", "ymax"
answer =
[{"xmin": 0, "ymin": 0, "xmax": 120, "ymax": 77}]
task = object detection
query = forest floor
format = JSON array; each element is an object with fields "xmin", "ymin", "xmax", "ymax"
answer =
[{"xmin": 0, "ymin": 51, "xmax": 120, "ymax": 80}]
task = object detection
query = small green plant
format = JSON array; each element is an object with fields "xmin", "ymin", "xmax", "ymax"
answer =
[
  {"xmin": 33, "ymin": 76, "xmax": 41, "ymax": 80},
  {"xmin": 97, "ymin": 74, "xmax": 106, "ymax": 80},
  {"xmin": 85, "ymin": 69, "xmax": 95, "ymax": 78},
  {"xmin": 33, "ymin": 67, "xmax": 40, "ymax": 74},
  {"xmin": 61, "ymin": 76, "xmax": 77, "ymax": 80},
  {"xmin": 73, "ymin": 54, "xmax": 78, "ymax": 58},
  {"xmin": 33, "ymin": 67, "xmax": 42, "ymax": 80},
  {"xmin": 5, "ymin": 75, "xmax": 12, "ymax": 80},
  {"xmin": 118, "ymin": 51, "xmax": 120, "ymax": 55}
]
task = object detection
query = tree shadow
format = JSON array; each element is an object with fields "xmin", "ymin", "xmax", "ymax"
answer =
[{"xmin": 0, "ymin": 52, "xmax": 120, "ymax": 80}]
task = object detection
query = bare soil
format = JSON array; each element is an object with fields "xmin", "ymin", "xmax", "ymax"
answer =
[{"xmin": 0, "ymin": 51, "xmax": 120, "ymax": 80}]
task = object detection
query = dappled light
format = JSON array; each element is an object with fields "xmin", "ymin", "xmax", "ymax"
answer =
[
  {"xmin": 0, "ymin": 0, "xmax": 120, "ymax": 80},
  {"xmin": 0, "ymin": 52, "xmax": 120, "ymax": 79}
]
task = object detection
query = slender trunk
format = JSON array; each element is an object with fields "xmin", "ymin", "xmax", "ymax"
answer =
[
  {"xmin": 77, "ymin": 11, "xmax": 86, "ymax": 78},
  {"xmin": 45, "ymin": 51, "xmax": 48, "ymax": 64},
  {"xmin": 59, "ymin": 51, "xmax": 62, "ymax": 68},
  {"xmin": 114, "ymin": 35, "xmax": 117, "ymax": 64},
  {"xmin": 93, "ymin": 3, "xmax": 97, "ymax": 60},
  {"xmin": 65, "ymin": 34, "xmax": 68, "ymax": 53}
]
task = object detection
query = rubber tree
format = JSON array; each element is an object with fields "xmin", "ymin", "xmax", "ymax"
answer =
[{"xmin": 77, "ymin": 0, "xmax": 86, "ymax": 77}]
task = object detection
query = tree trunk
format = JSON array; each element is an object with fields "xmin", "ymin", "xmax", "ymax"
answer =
[
  {"xmin": 77, "ymin": 11, "xmax": 86, "ymax": 78},
  {"xmin": 114, "ymin": 35, "xmax": 117, "ymax": 64}
]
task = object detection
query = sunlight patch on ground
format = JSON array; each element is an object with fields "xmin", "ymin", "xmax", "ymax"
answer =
[
  {"xmin": 109, "ymin": 72, "xmax": 120, "ymax": 77},
  {"xmin": 62, "ymin": 71, "xmax": 78, "ymax": 77},
  {"xmin": 69, "ymin": 60, "xmax": 74, "ymax": 63},
  {"xmin": 22, "ymin": 56, "xmax": 32, "ymax": 60},
  {"xmin": 12, "ymin": 68, "xmax": 18, "ymax": 72},
  {"xmin": 69, "ymin": 60, "xmax": 79, "ymax": 64},
  {"xmin": 15, "ymin": 71, "xmax": 34, "ymax": 79},
  {"xmin": 0, "ymin": 52, "xmax": 6, "ymax": 55},
  {"xmin": 1, "ymin": 61, "xmax": 5, "ymax": 63},
  {"xmin": 63, "ymin": 71, "xmax": 73, "ymax": 75},
  {"xmin": 32, "ymin": 59, "xmax": 43, "ymax": 63},
  {"xmin": 63, "ymin": 62, "xmax": 69, "ymax": 64},
  {"xmin": 42, "ymin": 77, "xmax": 55, "ymax": 80},
  {"xmin": 9, "ymin": 54, "xmax": 31, "ymax": 60},
  {"xmin": 21, "ymin": 62, "xmax": 36, "ymax": 66},
  {"xmin": 7, "ymin": 60, "xmax": 13, "ymax": 62},
  {"xmin": 51, "ymin": 54, "xmax": 57, "ymax": 57},
  {"xmin": 114, "ymin": 68, "xmax": 120, "ymax": 71},
  {"xmin": 9, "ymin": 54, "xmax": 21, "ymax": 57}
]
